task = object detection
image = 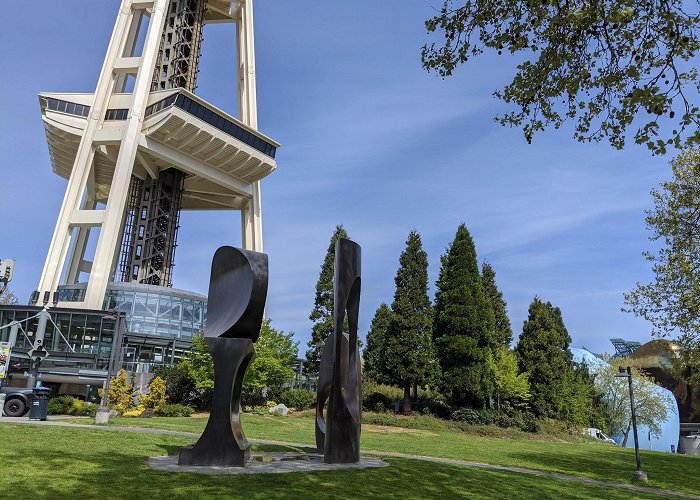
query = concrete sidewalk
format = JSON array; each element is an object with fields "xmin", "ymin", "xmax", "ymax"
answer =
[{"xmin": 1, "ymin": 416, "xmax": 697, "ymax": 499}]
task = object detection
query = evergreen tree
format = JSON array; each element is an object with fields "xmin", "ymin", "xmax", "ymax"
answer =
[
  {"xmin": 304, "ymin": 225, "xmax": 349, "ymax": 375},
  {"xmin": 433, "ymin": 224, "xmax": 495, "ymax": 408},
  {"xmin": 380, "ymin": 230, "xmax": 436, "ymax": 413},
  {"xmin": 515, "ymin": 297, "xmax": 576, "ymax": 420},
  {"xmin": 363, "ymin": 303, "xmax": 392, "ymax": 384},
  {"xmin": 481, "ymin": 261, "xmax": 513, "ymax": 348}
]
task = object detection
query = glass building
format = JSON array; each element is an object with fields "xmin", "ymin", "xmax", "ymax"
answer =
[
  {"xmin": 0, "ymin": 281, "xmax": 207, "ymax": 395},
  {"xmin": 57, "ymin": 282, "xmax": 207, "ymax": 340},
  {"xmin": 0, "ymin": 305, "xmax": 125, "ymax": 399}
]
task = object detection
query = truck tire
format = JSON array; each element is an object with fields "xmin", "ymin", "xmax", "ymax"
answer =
[{"xmin": 4, "ymin": 397, "xmax": 27, "ymax": 417}]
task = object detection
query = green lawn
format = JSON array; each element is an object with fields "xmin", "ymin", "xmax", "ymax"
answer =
[
  {"xmin": 0, "ymin": 424, "xmax": 673, "ymax": 499},
  {"xmin": 87, "ymin": 414, "xmax": 700, "ymax": 496}
]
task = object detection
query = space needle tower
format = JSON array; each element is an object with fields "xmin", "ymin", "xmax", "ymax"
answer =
[{"xmin": 34, "ymin": 0, "xmax": 278, "ymax": 311}]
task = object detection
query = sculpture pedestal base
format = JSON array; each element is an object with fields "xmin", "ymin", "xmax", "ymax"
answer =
[
  {"xmin": 178, "ymin": 443, "xmax": 251, "ymax": 468},
  {"xmin": 632, "ymin": 470, "xmax": 648, "ymax": 482},
  {"xmin": 178, "ymin": 338, "xmax": 255, "ymax": 467}
]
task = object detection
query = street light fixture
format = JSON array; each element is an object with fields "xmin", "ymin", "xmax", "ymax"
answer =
[{"xmin": 615, "ymin": 366, "xmax": 648, "ymax": 481}]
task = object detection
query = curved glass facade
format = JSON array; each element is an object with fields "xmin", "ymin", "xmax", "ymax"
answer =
[{"xmin": 57, "ymin": 283, "xmax": 207, "ymax": 340}]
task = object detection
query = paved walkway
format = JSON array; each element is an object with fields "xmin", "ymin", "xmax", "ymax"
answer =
[{"xmin": 1, "ymin": 417, "xmax": 697, "ymax": 498}]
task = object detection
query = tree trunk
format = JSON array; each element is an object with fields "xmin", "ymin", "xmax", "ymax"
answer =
[
  {"xmin": 621, "ymin": 420, "xmax": 632, "ymax": 447},
  {"xmin": 412, "ymin": 382, "xmax": 418, "ymax": 401},
  {"xmin": 403, "ymin": 385, "xmax": 412, "ymax": 415}
]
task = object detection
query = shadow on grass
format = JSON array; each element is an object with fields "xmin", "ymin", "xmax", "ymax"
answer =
[
  {"xmin": 509, "ymin": 447, "xmax": 700, "ymax": 495},
  {"xmin": 5, "ymin": 450, "xmax": 665, "ymax": 500},
  {"xmin": 0, "ymin": 425, "xmax": 665, "ymax": 500},
  {"xmin": 156, "ymin": 442, "xmax": 316, "ymax": 457}
]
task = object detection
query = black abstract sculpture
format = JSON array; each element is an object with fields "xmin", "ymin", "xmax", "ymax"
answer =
[
  {"xmin": 315, "ymin": 238, "xmax": 362, "ymax": 463},
  {"xmin": 178, "ymin": 246, "xmax": 268, "ymax": 467}
]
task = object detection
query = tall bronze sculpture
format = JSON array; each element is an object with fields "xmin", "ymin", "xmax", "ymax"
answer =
[
  {"xmin": 315, "ymin": 238, "xmax": 362, "ymax": 463},
  {"xmin": 178, "ymin": 246, "xmax": 268, "ymax": 467}
]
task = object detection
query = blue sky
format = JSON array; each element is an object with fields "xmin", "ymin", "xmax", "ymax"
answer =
[{"xmin": 0, "ymin": 1, "xmax": 673, "ymax": 355}]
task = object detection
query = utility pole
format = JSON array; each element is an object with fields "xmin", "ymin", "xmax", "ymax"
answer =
[
  {"xmin": 616, "ymin": 366, "xmax": 648, "ymax": 482},
  {"xmin": 26, "ymin": 309, "xmax": 50, "ymax": 389}
]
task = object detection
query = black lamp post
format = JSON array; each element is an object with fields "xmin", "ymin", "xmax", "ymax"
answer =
[{"xmin": 616, "ymin": 366, "xmax": 648, "ymax": 481}]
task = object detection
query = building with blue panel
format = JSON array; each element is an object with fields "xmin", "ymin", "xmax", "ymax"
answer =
[{"xmin": 571, "ymin": 348, "xmax": 680, "ymax": 453}]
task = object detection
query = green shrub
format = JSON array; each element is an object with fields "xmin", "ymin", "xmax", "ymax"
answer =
[
  {"xmin": 363, "ymin": 412, "xmax": 456, "ymax": 431},
  {"xmin": 451, "ymin": 408, "xmax": 490, "ymax": 425},
  {"xmin": 362, "ymin": 411, "xmax": 568, "ymax": 439},
  {"xmin": 253, "ymin": 405, "xmax": 269, "ymax": 415},
  {"xmin": 278, "ymin": 389, "xmax": 314, "ymax": 410},
  {"xmin": 413, "ymin": 396, "xmax": 452, "ymax": 419},
  {"xmin": 451, "ymin": 408, "xmax": 539, "ymax": 433},
  {"xmin": 153, "ymin": 404, "xmax": 194, "ymax": 417},
  {"xmin": 48, "ymin": 396, "xmax": 75, "ymax": 415},
  {"xmin": 363, "ymin": 392, "xmax": 394, "ymax": 412},
  {"xmin": 362, "ymin": 380, "xmax": 404, "ymax": 400},
  {"xmin": 47, "ymin": 396, "xmax": 96, "ymax": 417},
  {"xmin": 69, "ymin": 399, "xmax": 98, "ymax": 417}
]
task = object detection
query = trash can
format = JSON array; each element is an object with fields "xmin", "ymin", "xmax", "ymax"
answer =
[{"xmin": 29, "ymin": 387, "xmax": 52, "ymax": 421}]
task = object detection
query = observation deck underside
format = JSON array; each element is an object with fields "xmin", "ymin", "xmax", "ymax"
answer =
[{"xmin": 40, "ymin": 90, "xmax": 279, "ymax": 210}]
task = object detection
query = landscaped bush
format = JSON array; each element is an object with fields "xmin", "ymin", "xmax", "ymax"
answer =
[
  {"xmin": 413, "ymin": 396, "xmax": 452, "ymax": 419},
  {"xmin": 48, "ymin": 396, "xmax": 76, "ymax": 415},
  {"xmin": 278, "ymin": 389, "xmax": 314, "ymax": 410},
  {"xmin": 363, "ymin": 412, "xmax": 458, "ymax": 431},
  {"xmin": 71, "ymin": 399, "xmax": 97, "ymax": 417},
  {"xmin": 48, "ymin": 396, "xmax": 97, "ymax": 416},
  {"xmin": 121, "ymin": 406, "xmax": 145, "ymax": 417},
  {"xmin": 153, "ymin": 403, "xmax": 194, "ymax": 417},
  {"xmin": 241, "ymin": 388, "xmax": 266, "ymax": 408},
  {"xmin": 140, "ymin": 376, "xmax": 167, "ymax": 411},
  {"xmin": 362, "ymin": 392, "xmax": 394, "ymax": 413},
  {"xmin": 152, "ymin": 365, "xmax": 202, "ymax": 408},
  {"xmin": 450, "ymin": 408, "xmax": 539, "ymax": 433},
  {"xmin": 451, "ymin": 408, "xmax": 492, "ymax": 425}
]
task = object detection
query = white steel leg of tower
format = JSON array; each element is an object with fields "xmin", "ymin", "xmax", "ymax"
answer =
[
  {"xmin": 37, "ymin": 0, "xmax": 278, "ymax": 310},
  {"xmin": 238, "ymin": 0, "xmax": 264, "ymax": 253},
  {"xmin": 38, "ymin": 1, "xmax": 170, "ymax": 309}
]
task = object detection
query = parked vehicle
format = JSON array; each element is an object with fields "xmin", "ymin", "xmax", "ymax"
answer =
[
  {"xmin": 1, "ymin": 387, "xmax": 36, "ymax": 417},
  {"xmin": 584, "ymin": 427, "xmax": 617, "ymax": 445}
]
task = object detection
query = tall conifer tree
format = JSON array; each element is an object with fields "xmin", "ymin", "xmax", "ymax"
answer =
[
  {"xmin": 363, "ymin": 303, "xmax": 392, "ymax": 384},
  {"xmin": 515, "ymin": 297, "xmax": 575, "ymax": 419},
  {"xmin": 481, "ymin": 261, "xmax": 513, "ymax": 348},
  {"xmin": 380, "ymin": 230, "xmax": 435, "ymax": 413},
  {"xmin": 304, "ymin": 225, "xmax": 349, "ymax": 375},
  {"xmin": 433, "ymin": 224, "xmax": 494, "ymax": 408}
]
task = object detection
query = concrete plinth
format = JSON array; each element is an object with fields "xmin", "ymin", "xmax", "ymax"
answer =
[
  {"xmin": 95, "ymin": 407, "xmax": 110, "ymax": 425},
  {"xmin": 149, "ymin": 452, "xmax": 388, "ymax": 475},
  {"xmin": 632, "ymin": 470, "xmax": 648, "ymax": 482},
  {"xmin": 679, "ymin": 436, "xmax": 700, "ymax": 455}
]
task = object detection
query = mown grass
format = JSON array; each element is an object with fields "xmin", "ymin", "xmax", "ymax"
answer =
[
  {"xmin": 0, "ymin": 424, "xmax": 671, "ymax": 499},
  {"xmin": 78, "ymin": 413, "xmax": 700, "ymax": 495}
]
